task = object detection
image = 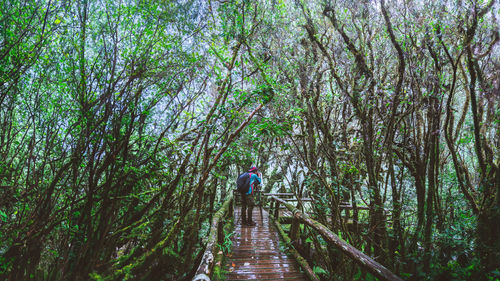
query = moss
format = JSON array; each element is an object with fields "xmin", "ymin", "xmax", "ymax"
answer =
[{"xmin": 271, "ymin": 214, "xmax": 320, "ymax": 281}]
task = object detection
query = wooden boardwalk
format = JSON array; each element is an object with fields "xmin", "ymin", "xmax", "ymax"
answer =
[{"xmin": 224, "ymin": 207, "xmax": 308, "ymax": 281}]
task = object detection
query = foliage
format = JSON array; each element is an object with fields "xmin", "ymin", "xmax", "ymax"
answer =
[
  {"xmin": 0, "ymin": 0, "xmax": 498, "ymax": 280},
  {"xmin": 217, "ymin": 229, "xmax": 234, "ymax": 255}
]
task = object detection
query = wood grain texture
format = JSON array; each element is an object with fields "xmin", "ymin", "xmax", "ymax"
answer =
[{"xmin": 224, "ymin": 208, "xmax": 308, "ymax": 281}]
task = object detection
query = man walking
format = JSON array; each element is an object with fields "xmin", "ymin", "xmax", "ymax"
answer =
[{"xmin": 239, "ymin": 167, "xmax": 261, "ymax": 227}]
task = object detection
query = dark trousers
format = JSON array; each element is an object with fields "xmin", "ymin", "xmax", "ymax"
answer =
[{"xmin": 241, "ymin": 193, "xmax": 255, "ymax": 223}]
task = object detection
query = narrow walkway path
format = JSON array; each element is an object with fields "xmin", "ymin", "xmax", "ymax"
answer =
[{"xmin": 225, "ymin": 207, "xmax": 308, "ymax": 281}]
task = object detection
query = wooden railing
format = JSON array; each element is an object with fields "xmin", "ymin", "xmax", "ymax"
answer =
[
  {"xmin": 268, "ymin": 195, "xmax": 403, "ymax": 281},
  {"xmin": 192, "ymin": 193, "xmax": 234, "ymax": 281}
]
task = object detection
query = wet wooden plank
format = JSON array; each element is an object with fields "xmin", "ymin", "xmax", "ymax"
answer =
[
  {"xmin": 225, "ymin": 272, "xmax": 307, "ymax": 280},
  {"xmin": 227, "ymin": 268, "xmax": 303, "ymax": 274},
  {"xmin": 227, "ymin": 263, "xmax": 297, "ymax": 268},
  {"xmin": 224, "ymin": 207, "xmax": 308, "ymax": 281}
]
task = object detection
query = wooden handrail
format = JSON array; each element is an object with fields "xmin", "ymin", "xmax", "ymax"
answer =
[
  {"xmin": 269, "ymin": 196, "xmax": 403, "ymax": 281},
  {"xmin": 264, "ymin": 193, "xmax": 370, "ymax": 209},
  {"xmin": 339, "ymin": 204, "xmax": 370, "ymax": 210},
  {"xmin": 282, "ymin": 198, "xmax": 313, "ymax": 201},
  {"xmin": 263, "ymin": 192, "xmax": 295, "ymax": 196},
  {"xmin": 192, "ymin": 193, "xmax": 234, "ymax": 281}
]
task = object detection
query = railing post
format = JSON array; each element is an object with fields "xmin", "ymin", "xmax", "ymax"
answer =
[
  {"xmin": 290, "ymin": 217, "xmax": 299, "ymax": 242},
  {"xmin": 217, "ymin": 220, "xmax": 224, "ymax": 245},
  {"xmin": 229, "ymin": 196, "xmax": 234, "ymax": 220},
  {"xmin": 274, "ymin": 200, "xmax": 280, "ymax": 219}
]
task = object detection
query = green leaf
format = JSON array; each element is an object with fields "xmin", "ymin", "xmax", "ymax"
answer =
[
  {"xmin": 0, "ymin": 210, "xmax": 7, "ymax": 222},
  {"xmin": 313, "ymin": 266, "xmax": 327, "ymax": 275}
]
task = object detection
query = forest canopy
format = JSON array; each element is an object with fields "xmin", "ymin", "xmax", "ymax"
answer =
[{"xmin": 0, "ymin": 0, "xmax": 498, "ymax": 280}]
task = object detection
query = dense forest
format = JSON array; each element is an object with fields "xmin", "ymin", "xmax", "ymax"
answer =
[{"xmin": 0, "ymin": 0, "xmax": 498, "ymax": 280}]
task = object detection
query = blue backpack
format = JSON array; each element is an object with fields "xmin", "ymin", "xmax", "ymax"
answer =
[{"xmin": 236, "ymin": 172, "xmax": 251, "ymax": 193}]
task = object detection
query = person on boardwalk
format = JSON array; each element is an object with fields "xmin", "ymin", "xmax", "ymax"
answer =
[{"xmin": 238, "ymin": 166, "xmax": 261, "ymax": 226}]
